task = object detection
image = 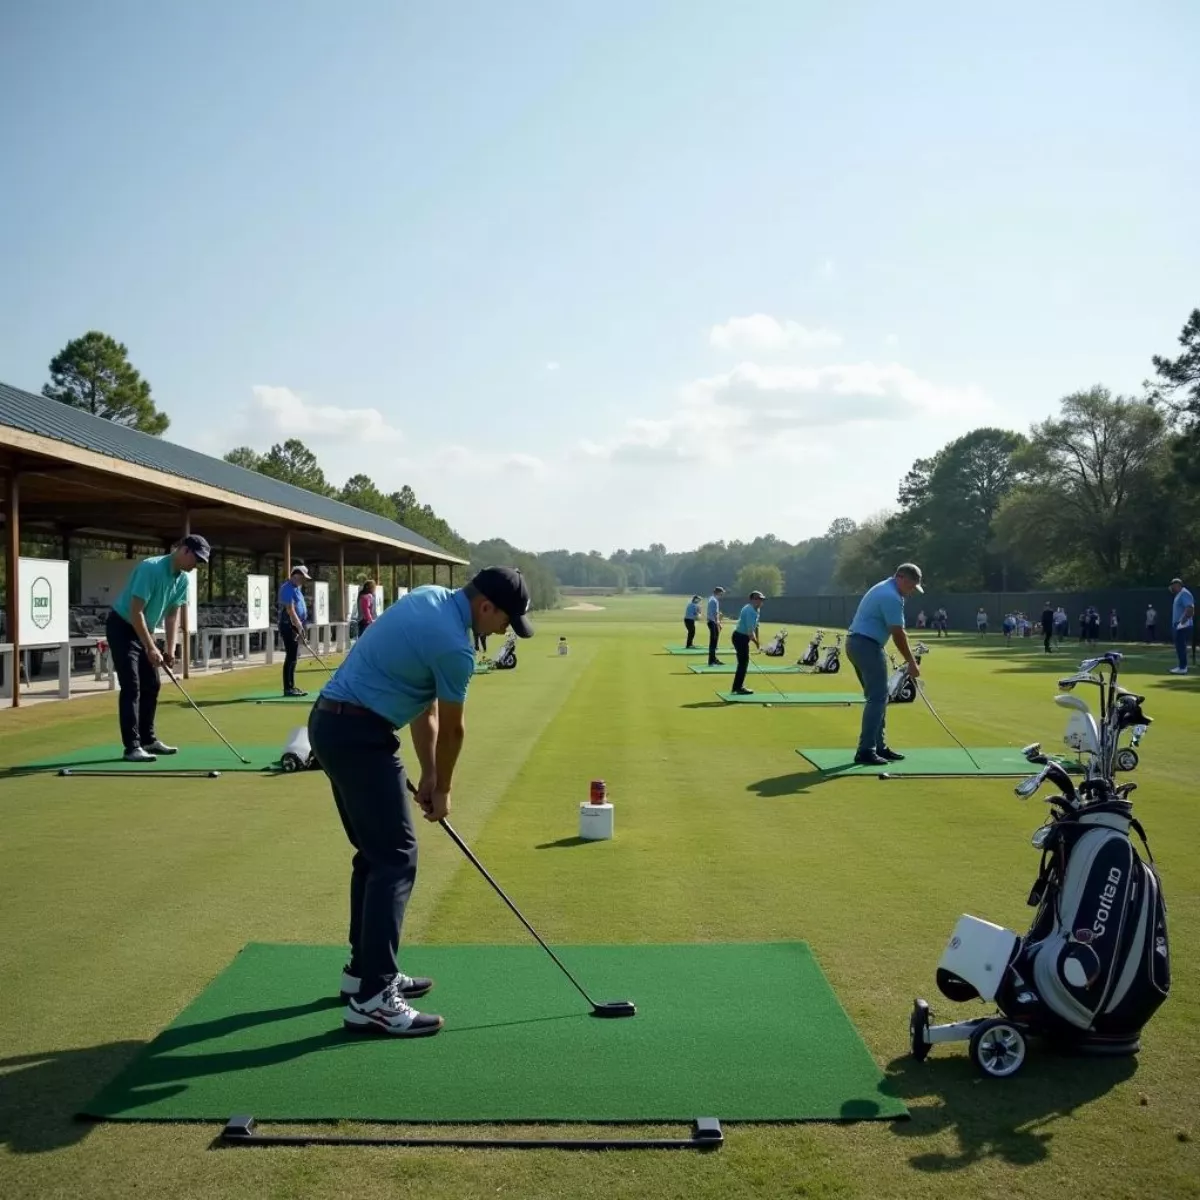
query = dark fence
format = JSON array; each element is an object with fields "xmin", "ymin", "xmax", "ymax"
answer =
[{"xmin": 749, "ymin": 587, "xmax": 1188, "ymax": 644}]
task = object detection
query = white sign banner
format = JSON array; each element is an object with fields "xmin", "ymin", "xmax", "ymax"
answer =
[
  {"xmin": 313, "ymin": 581, "xmax": 329, "ymax": 625},
  {"xmin": 185, "ymin": 569, "xmax": 198, "ymax": 639},
  {"xmin": 18, "ymin": 557, "xmax": 70, "ymax": 645},
  {"xmin": 374, "ymin": 588, "xmax": 385, "ymax": 615},
  {"xmin": 347, "ymin": 583, "xmax": 361, "ymax": 625},
  {"xmin": 246, "ymin": 574, "xmax": 270, "ymax": 630},
  {"xmin": 395, "ymin": 587, "xmax": 408, "ymax": 602}
]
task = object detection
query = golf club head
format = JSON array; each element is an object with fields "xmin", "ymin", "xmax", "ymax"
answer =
[
  {"xmin": 1014, "ymin": 769, "xmax": 1047, "ymax": 798},
  {"xmin": 592, "ymin": 1000, "xmax": 637, "ymax": 1018},
  {"xmin": 1054, "ymin": 693, "xmax": 1091, "ymax": 712},
  {"xmin": 1021, "ymin": 742, "xmax": 1046, "ymax": 762},
  {"xmin": 1058, "ymin": 670, "xmax": 1102, "ymax": 690}
]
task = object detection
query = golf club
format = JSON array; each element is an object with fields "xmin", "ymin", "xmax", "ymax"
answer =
[
  {"xmin": 748, "ymin": 650, "xmax": 789, "ymax": 701},
  {"xmin": 406, "ymin": 780, "xmax": 636, "ymax": 1018},
  {"xmin": 299, "ymin": 631, "xmax": 336, "ymax": 676},
  {"xmin": 163, "ymin": 664, "xmax": 253, "ymax": 765},
  {"xmin": 913, "ymin": 677, "xmax": 983, "ymax": 770},
  {"xmin": 58, "ymin": 768, "xmax": 222, "ymax": 778}
]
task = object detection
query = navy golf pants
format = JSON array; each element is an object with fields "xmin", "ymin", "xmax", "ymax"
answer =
[
  {"xmin": 308, "ymin": 703, "xmax": 418, "ymax": 1000},
  {"xmin": 846, "ymin": 633, "xmax": 890, "ymax": 755}
]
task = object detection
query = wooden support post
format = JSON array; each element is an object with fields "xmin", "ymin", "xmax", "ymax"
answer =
[
  {"xmin": 181, "ymin": 512, "xmax": 191, "ymax": 679},
  {"xmin": 375, "ymin": 551, "xmax": 381, "ymax": 591},
  {"xmin": 449, "ymin": 564, "xmax": 455, "ymax": 587},
  {"xmin": 5, "ymin": 469, "xmax": 19, "ymax": 707},
  {"xmin": 408, "ymin": 557, "xmax": 414, "ymax": 592},
  {"xmin": 338, "ymin": 544, "xmax": 346, "ymax": 623},
  {"xmin": 392, "ymin": 562, "xmax": 398, "ymax": 599}
]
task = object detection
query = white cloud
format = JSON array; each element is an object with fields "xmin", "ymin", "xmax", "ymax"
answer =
[
  {"xmin": 884, "ymin": 333, "xmax": 900, "ymax": 348},
  {"xmin": 817, "ymin": 258, "xmax": 836, "ymax": 280},
  {"xmin": 250, "ymin": 385, "xmax": 404, "ymax": 444},
  {"xmin": 431, "ymin": 443, "xmax": 551, "ymax": 478},
  {"xmin": 581, "ymin": 359, "xmax": 992, "ymax": 467},
  {"xmin": 544, "ymin": 361, "xmax": 560, "ymax": 372},
  {"xmin": 709, "ymin": 314, "xmax": 842, "ymax": 353}
]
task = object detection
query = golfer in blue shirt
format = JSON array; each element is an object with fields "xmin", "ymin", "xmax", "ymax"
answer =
[
  {"xmin": 706, "ymin": 587, "xmax": 726, "ymax": 664},
  {"xmin": 683, "ymin": 595, "xmax": 702, "ymax": 648},
  {"xmin": 105, "ymin": 534, "xmax": 210, "ymax": 762},
  {"xmin": 845, "ymin": 563, "xmax": 924, "ymax": 765},
  {"xmin": 307, "ymin": 566, "xmax": 534, "ymax": 1038},
  {"xmin": 278, "ymin": 564, "xmax": 311, "ymax": 697},
  {"xmin": 730, "ymin": 591, "xmax": 765, "ymax": 694},
  {"xmin": 1168, "ymin": 577, "xmax": 1195, "ymax": 674}
]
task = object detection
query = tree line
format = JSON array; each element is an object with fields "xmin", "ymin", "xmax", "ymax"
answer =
[{"xmin": 36, "ymin": 304, "xmax": 1200, "ymax": 602}]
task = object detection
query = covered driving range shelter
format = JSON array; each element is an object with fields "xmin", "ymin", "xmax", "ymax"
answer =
[{"xmin": 0, "ymin": 380, "xmax": 469, "ymax": 706}]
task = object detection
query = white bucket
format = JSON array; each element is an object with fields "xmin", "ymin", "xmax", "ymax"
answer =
[{"xmin": 579, "ymin": 801, "xmax": 614, "ymax": 840}]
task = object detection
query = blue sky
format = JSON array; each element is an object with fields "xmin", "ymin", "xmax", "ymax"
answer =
[{"xmin": 2, "ymin": 1, "xmax": 1197, "ymax": 554}]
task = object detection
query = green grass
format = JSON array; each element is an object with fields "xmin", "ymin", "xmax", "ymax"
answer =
[{"xmin": 2, "ymin": 594, "xmax": 1199, "ymax": 1199}]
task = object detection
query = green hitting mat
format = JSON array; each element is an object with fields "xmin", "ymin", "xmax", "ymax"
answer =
[
  {"xmin": 6, "ymin": 744, "xmax": 283, "ymax": 776},
  {"xmin": 718, "ymin": 692, "xmax": 864, "ymax": 705},
  {"xmin": 81, "ymin": 942, "xmax": 906, "ymax": 1124},
  {"xmin": 689, "ymin": 662, "xmax": 806, "ymax": 674},
  {"xmin": 796, "ymin": 746, "xmax": 1077, "ymax": 777},
  {"xmin": 663, "ymin": 644, "xmax": 709, "ymax": 654}
]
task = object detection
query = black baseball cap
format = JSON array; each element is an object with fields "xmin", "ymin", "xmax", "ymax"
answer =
[
  {"xmin": 472, "ymin": 566, "xmax": 534, "ymax": 637},
  {"xmin": 180, "ymin": 534, "xmax": 211, "ymax": 563}
]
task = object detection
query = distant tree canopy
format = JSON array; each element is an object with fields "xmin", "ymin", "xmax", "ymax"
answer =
[{"xmin": 43, "ymin": 330, "xmax": 169, "ymax": 434}]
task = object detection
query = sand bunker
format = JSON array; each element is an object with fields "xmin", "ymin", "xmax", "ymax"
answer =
[{"xmin": 564, "ymin": 602, "xmax": 606, "ymax": 611}]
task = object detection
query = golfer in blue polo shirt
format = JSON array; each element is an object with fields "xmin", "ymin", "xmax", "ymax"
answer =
[
  {"xmin": 105, "ymin": 534, "xmax": 209, "ymax": 762},
  {"xmin": 845, "ymin": 563, "xmax": 924, "ymax": 766},
  {"xmin": 730, "ymin": 591, "xmax": 765, "ymax": 694},
  {"xmin": 683, "ymin": 595, "xmax": 701, "ymax": 648},
  {"xmin": 706, "ymin": 586, "xmax": 726, "ymax": 665},
  {"xmin": 308, "ymin": 566, "xmax": 534, "ymax": 1038},
  {"xmin": 1168, "ymin": 576, "xmax": 1195, "ymax": 674}
]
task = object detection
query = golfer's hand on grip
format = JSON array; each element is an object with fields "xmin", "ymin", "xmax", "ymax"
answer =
[
  {"xmin": 422, "ymin": 790, "xmax": 451, "ymax": 823},
  {"xmin": 906, "ymin": 658, "xmax": 921, "ymax": 679},
  {"xmin": 146, "ymin": 643, "xmax": 165, "ymax": 668}
]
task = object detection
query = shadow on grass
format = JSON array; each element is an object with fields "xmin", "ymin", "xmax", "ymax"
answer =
[
  {"xmin": 745, "ymin": 769, "xmax": 834, "ymax": 797},
  {"xmin": 0, "ymin": 995, "xmax": 346, "ymax": 1153},
  {"xmin": 680, "ymin": 701, "xmax": 732, "ymax": 710},
  {"xmin": 882, "ymin": 1051, "xmax": 1138, "ymax": 1170},
  {"xmin": 535, "ymin": 836, "xmax": 597, "ymax": 849}
]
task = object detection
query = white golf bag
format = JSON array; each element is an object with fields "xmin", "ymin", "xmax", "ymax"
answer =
[
  {"xmin": 280, "ymin": 726, "xmax": 318, "ymax": 772},
  {"xmin": 910, "ymin": 671, "xmax": 1169, "ymax": 1077},
  {"xmin": 493, "ymin": 631, "xmax": 518, "ymax": 670},
  {"xmin": 814, "ymin": 634, "xmax": 842, "ymax": 674},
  {"xmin": 798, "ymin": 631, "xmax": 823, "ymax": 666},
  {"xmin": 762, "ymin": 630, "xmax": 788, "ymax": 657},
  {"xmin": 887, "ymin": 643, "xmax": 929, "ymax": 703}
]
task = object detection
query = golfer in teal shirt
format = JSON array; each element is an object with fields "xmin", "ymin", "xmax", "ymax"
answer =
[
  {"xmin": 845, "ymin": 563, "xmax": 924, "ymax": 765},
  {"xmin": 730, "ymin": 591, "xmax": 764, "ymax": 694},
  {"xmin": 683, "ymin": 595, "xmax": 701, "ymax": 648},
  {"xmin": 105, "ymin": 534, "xmax": 210, "ymax": 761}
]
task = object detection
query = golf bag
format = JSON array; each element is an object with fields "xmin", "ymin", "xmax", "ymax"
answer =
[
  {"xmin": 492, "ymin": 631, "xmax": 518, "ymax": 671},
  {"xmin": 280, "ymin": 726, "xmax": 319, "ymax": 772},
  {"xmin": 798, "ymin": 631, "xmax": 823, "ymax": 666},
  {"xmin": 911, "ymin": 667, "xmax": 1169, "ymax": 1077},
  {"xmin": 887, "ymin": 643, "xmax": 929, "ymax": 704},
  {"xmin": 814, "ymin": 634, "xmax": 841, "ymax": 674},
  {"xmin": 762, "ymin": 629, "xmax": 788, "ymax": 657}
]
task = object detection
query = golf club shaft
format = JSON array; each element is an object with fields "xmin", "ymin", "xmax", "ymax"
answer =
[
  {"xmin": 163, "ymin": 665, "xmax": 252, "ymax": 764},
  {"xmin": 749, "ymin": 648, "xmax": 787, "ymax": 697},
  {"xmin": 403, "ymin": 782, "xmax": 598, "ymax": 1008},
  {"xmin": 299, "ymin": 632, "xmax": 336, "ymax": 676},
  {"xmin": 915, "ymin": 680, "xmax": 982, "ymax": 770}
]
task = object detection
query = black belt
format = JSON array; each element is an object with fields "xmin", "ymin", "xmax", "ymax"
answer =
[
  {"xmin": 847, "ymin": 632, "xmax": 880, "ymax": 646},
  {"xmin": 316, "ymin": 697, "xmax": 387, "ymax": 723}
]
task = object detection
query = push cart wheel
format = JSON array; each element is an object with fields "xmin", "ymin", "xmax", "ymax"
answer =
[
  {"xmin": 969, "ymin": 1019, "xmax": 1027, "ymax": 1078},
  {"xmin": 909, "ymin": 999, "xmax": 932, "ymax": 1062},
  {"xmin": 1115, "ymin": 748, "xmax": 1139, "ymax": 772},
  {"xmin": 280, "ymin": 753, "xmax": 300, "ymax": 773}
]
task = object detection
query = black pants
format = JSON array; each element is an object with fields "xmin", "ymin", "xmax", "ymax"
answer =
[
  {"xmin": 308, "ymin": 704, "xmax": 418, "ymax": 1000},
  {"xmin": 731, "ymin": 631, "xmax": 751, "ymax": 690},
  {"xmin": 105, "ymin": 611, "xmax": 161, "ymax": 752},
  {"xmin": 707, "ymin": 619, "xmax": 721, "ymax": 664},
  {"xmin": 1042, "ymin": 624, "xmax": 1053, "ymax": 653},
  {"xmin": 684, "ymin": 618, "xmax": 696, "ymax": 647},
  {"xmin": 1146, "ymin": 624, "xmax": 1156, "ymax": 642},
  {"xmin": 280, "ymin": 622, "xmax": 300, "ymax": 691}
]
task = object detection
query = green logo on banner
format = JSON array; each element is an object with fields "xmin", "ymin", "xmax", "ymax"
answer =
[
  {"xmin": 252, "ymin": 586, "xmax": 263, "ymax": 620},
  {"xmin": 31, "ymin": 575, "xmax": 53, "ymax": 630}
]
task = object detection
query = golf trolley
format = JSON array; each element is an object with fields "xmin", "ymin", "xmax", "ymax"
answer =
[
  {"xmin": 479, "ymin": 631, "xmax": 518, "ymax": 672},
  {"xmin": 798, "ymin": 631, "xmax": 823, "ymax": 666},
  {"xmin": 909, "ymin": 655, "xmax": 1169, "ymax": 1078},
  {"xmin": 762, "ymin": 629, "xmax": 788, "ymax": 657},
  {"xmin": 1021, "ymin": 652, "xmax": 1150, "ymax": 777},
  {"xmin": 814, "ymin": 633, "xmax": 842, "ymax": 674},
  {"xmin": 887, "ymin": 642, "xmax": 929, "ymax": 703},
  {"xmin": 279, "ymin": 726, "xmax": 319, "ymax": 772}
]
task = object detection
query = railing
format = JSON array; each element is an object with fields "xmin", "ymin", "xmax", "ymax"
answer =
[{"xmin": 0, "ymin": 622, "xmax": 349, "ymax": 702}]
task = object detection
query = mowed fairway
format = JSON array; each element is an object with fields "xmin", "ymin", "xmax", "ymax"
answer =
[{"xmin": 1, "ymin": 594, "xmax": 1198, "ymax": 1199}]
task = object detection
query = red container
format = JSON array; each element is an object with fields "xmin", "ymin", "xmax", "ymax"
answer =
[{"xmin": 589, "ymin": 780, "xmax": 607, "ymax": 805}]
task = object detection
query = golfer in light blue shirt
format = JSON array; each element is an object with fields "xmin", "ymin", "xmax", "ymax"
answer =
[
  {"xmin": 705, "ymin": 586, "xmax": 726, "ymax": 665},
  {"xmin": 683, "ymin": 595, "xmax": 701, "ymax": 648},
  {"xmin": 845, "ymin": 563, "xmax": 924, "ymax": 765},
  {"xmin": 730, "ymin": 591, "xmax": 764, "ymax": 693},
  {"xmin": 1169, "ymin": 577, "xmax": 1195, "ymax": 674}
]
